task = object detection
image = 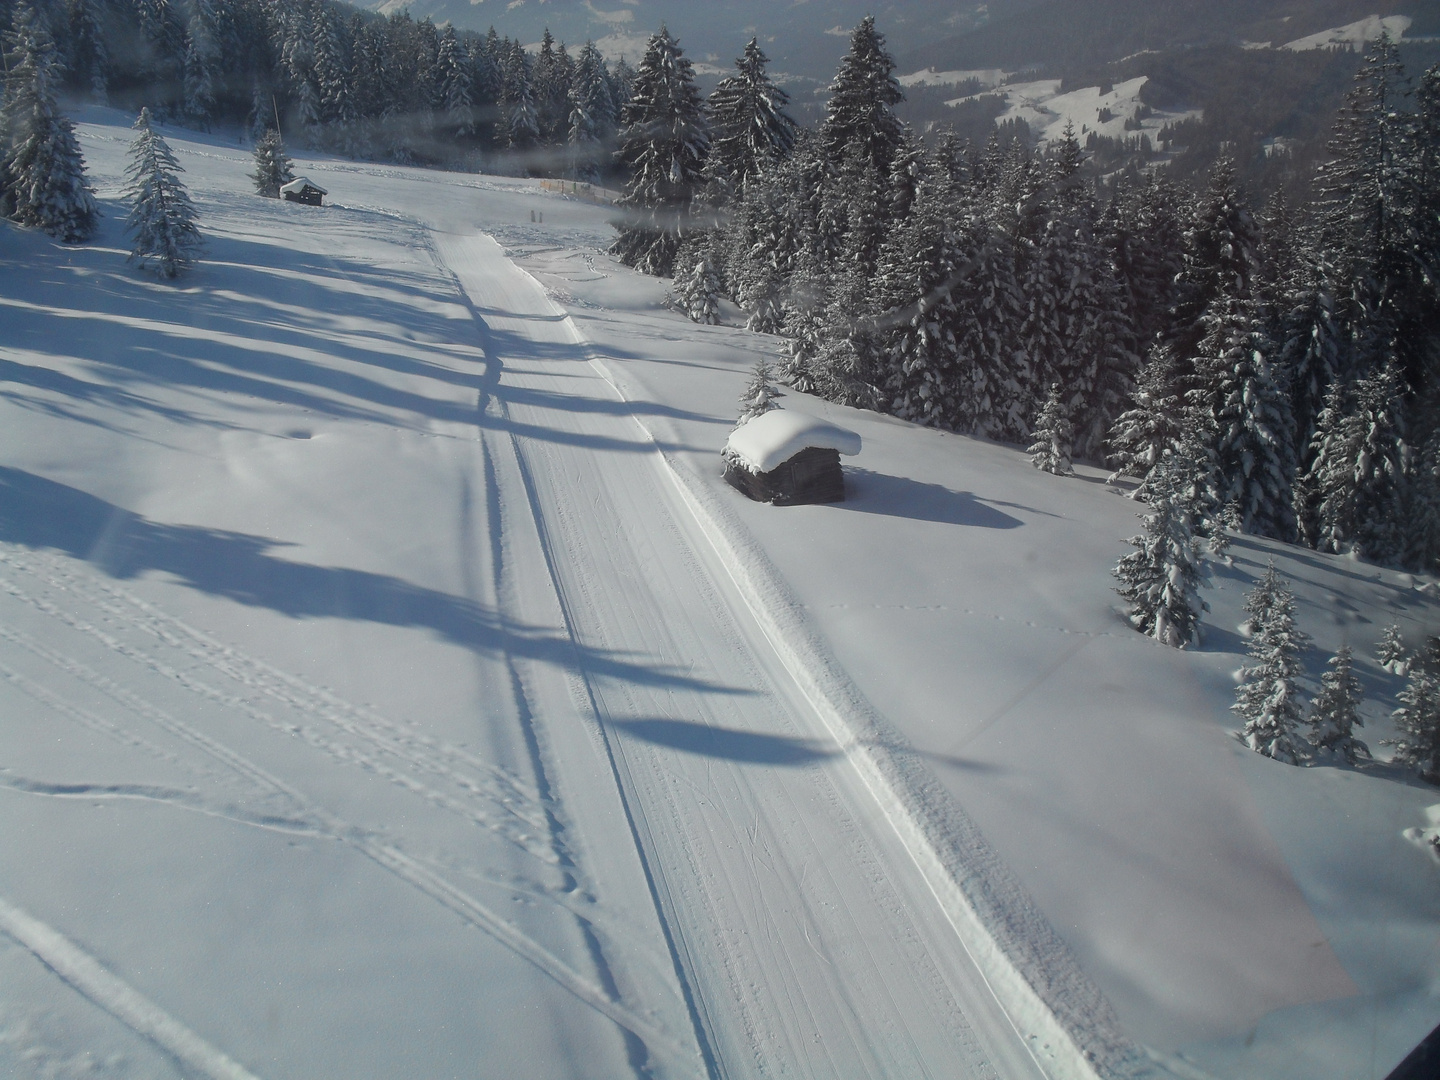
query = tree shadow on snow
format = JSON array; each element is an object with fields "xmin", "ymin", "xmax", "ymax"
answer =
[
  {"xmin": 610, "ymin": 715, "xmax": 1004, "ymax": 774},
  {"xmin": 837, "ymin": 469, "xmax": 1024, "ymax": 529},
  {"xmin": 0, "ymin": 467, "xmax": 746, "ymax": 696}
]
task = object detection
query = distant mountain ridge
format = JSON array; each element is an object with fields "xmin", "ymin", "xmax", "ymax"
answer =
[{"xmin": 899, "ymin": 0, "xmax": 1440, "ymax": 77}]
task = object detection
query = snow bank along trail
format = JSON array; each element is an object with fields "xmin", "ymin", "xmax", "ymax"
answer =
[{"xmin": 433, "ymin": 228, "xmax": 1077, "ymax": 1080}]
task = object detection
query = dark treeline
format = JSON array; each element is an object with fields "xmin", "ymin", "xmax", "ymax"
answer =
[
  {"xmin": 0, "ymin": 0, "xmax": 633, "ymax": 175},
  {"xmin": 615, "ymin": 19, "xmax": 1440, "ymax": 575}
]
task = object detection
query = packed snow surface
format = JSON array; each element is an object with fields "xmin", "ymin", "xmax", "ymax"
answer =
[
  {"xmin": 1, "ymin": 108, "xmax": 1439, "ymax": 1080},
  {"xmin": 724, "ymin": 409, "xmax": 861, "ymax": 473}
]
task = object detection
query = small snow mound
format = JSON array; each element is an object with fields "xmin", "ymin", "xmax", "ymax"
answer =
[{"xmin": 724, "ymin": 410, "xmax": 861, "ymax": 474}]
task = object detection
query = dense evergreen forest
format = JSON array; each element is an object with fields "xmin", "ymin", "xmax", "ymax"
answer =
[
  {"xmin": 3, "ymin": 3, "xmax": 1439, "ymax": 582},
  {"xmin": 0, "ymin": 0, "xmax": 632, "ymax": 174}
]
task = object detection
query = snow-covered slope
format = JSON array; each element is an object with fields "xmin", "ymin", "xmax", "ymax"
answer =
[
  {"xmin": 1281, "ymin": 14, "xmax": 1415, "ymax": 51},
  {"xmin": 939, "ymin": 74, "xmax": 1200, "ymax": 150},
  {"xmin": 3, "ymin": 111, "xmax": 1439, "ymax": 1080}
]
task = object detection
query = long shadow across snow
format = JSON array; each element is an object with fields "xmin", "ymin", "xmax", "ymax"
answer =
[
  {"xmin": 0, "ymin": 467, "xmax": 748, "ymax": 696},
  {"xmin": 0, "ymin": 227, "xmax": 716, "ymax": 456},
  {"xmin": 838, "ymin": 469, "xmax": 1025, "ymax": 529},
  {"xmin": 611, "ymin": 716, "xmax": 1003, "ymax": 774}
]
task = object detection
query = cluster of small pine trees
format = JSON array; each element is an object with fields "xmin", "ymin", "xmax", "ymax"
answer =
[
  {"xmin": 612, "ymin": 21, "xmax": 1440, "ymax": 583},
  {"xmin": 3, "ymin": 0, "xmax": 632, "ymax": 174},
  {"xmin": 2, "ymin": 6, "xmax": 200, "ymax": 276},
  {"xmin": 1227, "ymin": 568, "xmax": 1440, "ymax": 786}
]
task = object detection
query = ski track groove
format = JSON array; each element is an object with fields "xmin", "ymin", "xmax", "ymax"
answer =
[
  {"xmin": 0, "ymin": 546, "xmax": 698, "ymax": 1071},
  {"xmin": 439, "ymin": 231, "xmax": 1015, "ymax": 1079}
]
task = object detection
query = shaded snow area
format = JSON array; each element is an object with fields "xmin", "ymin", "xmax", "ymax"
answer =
[
  {"xmin": 945, "ymin": 76, "xmax": 1201, "ymax": 150},
  {"xmin": 2, "ymin": 109, "xmax": 1438, "ymax": 1080}
]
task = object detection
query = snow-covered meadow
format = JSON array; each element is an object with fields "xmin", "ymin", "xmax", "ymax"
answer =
[{"xmin": 2, "ymin": 110, "xmax": 1438, "ymax": 1080}]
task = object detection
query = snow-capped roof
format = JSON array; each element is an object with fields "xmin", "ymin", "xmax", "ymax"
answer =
[
  {"xmin": 724, "ymin": 409, "xmax": 861, "ymax": 474},
  {"xmin": 280, "ymin": 176, "xmax": 328, "ymax": 196}
]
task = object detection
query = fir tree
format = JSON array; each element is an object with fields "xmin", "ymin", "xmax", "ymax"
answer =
[
  {"xmin": 1028, "ymin": 383, "xmax": 1075, "ymax": 476},
  {"xmin": 1310, "ymin": 645, "xmax": 1369, "ymax": 763},
  {"xmin": 1107, "ymin": 343, "xmax": 1186, "ymax": 494},
  {"xmin": 1192, "ymin": 296, "xmax": 1297, "ymax": 540},
  {"xmin": 1233, "ymin": 565, "xmax": 1309, "ymax": 764},
  {"xmin": 251, "ymin": 129, "xmax": 294, "ymax": 198},
  {"xmin": 1305, "ymin": 359, "xmax": 1407, "ymax": 563},
  {"xmin": 123, "ymin": 107, "xmax": 201, "ymax": 279},
  {"xmin": 1114, "ymin": 460, "xmax": 1209, "ymax": 648},
  {"xmin": 611, "ymin": 25, "xmax": 709, "ymax": 277},
  {"xmin": 1, "ymin": 4, "xmax": 97, "ymax": 242},
  {"xmin": 1390, "ymin": 662, "xmax": 1440, "ymax": 783},
  {"xmin": 818, "ymin": 16, "xmax": 904, "ymax": 178},
  {"xmin": 667, "ymin": 245, "xmax": 722, "ymax": 325},
  {"xmin": 736, "ymin": 359, "xmax": 781, "ymax": 426},
  {"xmin": 1377, "ymin": 623, "xmax": 1410, "ymax": 675},
  {"xmin": 707, "ymin": 38, "xmax": 796, "ymax": 201}
]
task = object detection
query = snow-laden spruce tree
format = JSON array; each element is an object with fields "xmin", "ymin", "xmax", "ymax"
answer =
[
  {"xmin": 1390, "ymin": 660, "xmax": 1440, "ymax": 783},
  {"xmin": 0, "ymin": 4, "xmax": 98, "ymax": 242},
  {"xmin": 1304, "ymin": 359, "xmax": 1407, "ymax": 563},
  {"xmin": 736, "ymin": 359, "xmax": 781, "ymax": 427},
  {"xmin": 1190, "ymin": 295, "xmax": 1298, "ymax": 540},
  {"xmin": 1233, "ymin": 564, "xmax": 1310, "ymax": 763},
  {"xmin": 707, "ymin": 38, "xmax": 796, "ymax": 201},
  {"xmin": 1028, "ymin": 383, "xmax": 1075, "ymax": 476},
  {"xmin": 1377, "ymin": 623, "xmax": 1411, "ymax": 674},
  {"xmin": 611, "ymin": 25, "xmax": 709, "ymax": 277},
  {"xmin": 667, "ymin": 246, "xmax": 722, "ymax": 325},
  {"xmin": 1113, "ymin": 459, "xmax": 1209, "ymax": 648},
  {"xmin": 818, "ymin": 16, "xmax": 904, "ymax": 178},
  {"xmin": 124, "ymin": 108, "xmax": 201, "ymax": 279},
  {"xmin": 251, "ymin": 129, "xmax": 295, "ymax": 198},
  {"xmin": 1310, "ymin": 645, "xmax": 1369, "ymax": 763}
]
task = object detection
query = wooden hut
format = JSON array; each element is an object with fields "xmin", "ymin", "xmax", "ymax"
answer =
[
  {"xmin": 280, "ymin": 177, "xmax": 328, "ymax": 206},
  {"xmin": 723, "ymin": 410, "xmax": 861, "ymax": 506}
]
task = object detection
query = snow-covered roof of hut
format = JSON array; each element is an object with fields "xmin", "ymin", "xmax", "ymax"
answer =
[
  {"xmin": 724, "ymin": 410, "xmax": 862, "ymax": 474},
  {"xmin": 280, "ymin": 176, "xmax": 328, "ymax": 196}
]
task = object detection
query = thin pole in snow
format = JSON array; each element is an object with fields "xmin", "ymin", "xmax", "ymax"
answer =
[{"xmin": 272, "ymin": 94, "xmax": 282, "ymax": 138}]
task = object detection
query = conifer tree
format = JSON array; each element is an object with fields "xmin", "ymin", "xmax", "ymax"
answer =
[
  {"xmin": 123, "ymin": 107, "xmax": 201, "ymax": 279},
  {"xmin": 251, "ymin": 129, "xmax": 294, "ymax": 197},
  {"xmin": 818, "ymin": 16, "xmax": 904, "ymax": 178},
  {"xmin": 667, "ymin": 246, "xmax": 721, "ymax": 325},
  {"xmin": 611, "ymin": 25, "xmax": 709, "ymax": 277},
  {"xmin": 1107, "ymin": 343, "xmax": 1186, "ymax": 494},
  {"xmin": 1305, "ymin": 359, "xmax": 1407, "ymax": 562},
  {"xmin": 1233, "ymin": 565, "xmax": 1309, "ymax": 764},
  {"xmin": 1029, "ymin": 383, "xmax": 1075, "ymax": 476},
  {"xmin": 1192, "ymin": 295, "xmax": 1297, "ymax": 540},
  {"xmin": 1114, "ymin": 460, "xmax": 1209, "ymax": 648},
  {"xmin": 1, "ymin": 4, "xmax": 98, "ymax": 242},
  {"xmin": 707, "ymin": 38, "xmax": 796, "ymax": 201},
  {"xmin": 1377, "ymin": 623, "xmax": 1410, "ymax": 674},
  {"xmin": 1391, "ymin": 660, "xmax": 1440, "ymax": 783},
  {"xmin": 1310, "ymin": 645, "xmax": 1369, "ymax": 763},
  {"xmin": 736, "ymin": 359, "xmax": 781, "ymax": 426}
]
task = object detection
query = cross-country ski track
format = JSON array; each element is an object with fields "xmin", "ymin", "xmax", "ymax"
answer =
[{"xmin": 0, "ymin": 133, "xmax": 1088, "ymax": 1080}]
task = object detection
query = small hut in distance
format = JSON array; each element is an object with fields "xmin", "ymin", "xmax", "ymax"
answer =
[
  {"xmin": 280, "ymin": 177, "xmax": 328, "ymax": 206},
  {"xmin": 723, "ymin": 410, "xmax": 861, "ymax": 505}
]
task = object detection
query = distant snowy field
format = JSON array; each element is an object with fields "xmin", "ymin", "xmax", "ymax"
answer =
[{"xmin": 1, "ymin": 109, "xmax": 1438, "ymax": 1080}]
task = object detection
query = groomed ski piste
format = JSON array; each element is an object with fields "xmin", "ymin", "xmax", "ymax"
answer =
[{"xmin": 1, "ymin": 108, "xmax": 1438, "ymax": 1080}]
